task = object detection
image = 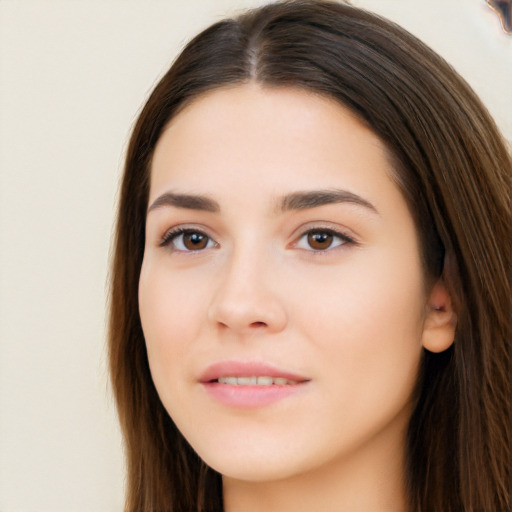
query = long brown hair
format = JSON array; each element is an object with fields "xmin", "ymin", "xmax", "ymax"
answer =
[{"xmin": 108, "ymin": 1, "xmax": 511, "ymax": 510}]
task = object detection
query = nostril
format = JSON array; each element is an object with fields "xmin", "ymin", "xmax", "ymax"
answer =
[{"xmin": 250, "ymin": 321, "xmax": 267, "ymax": 328}]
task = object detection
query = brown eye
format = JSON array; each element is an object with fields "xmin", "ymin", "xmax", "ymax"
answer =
[
  {"xmin": 161, "ymin": 229, "xmax": 216, "ymax": 252},
  {"xmin": 307, "ymin": 231, "xmax": 334, "ymax": 250},
  {"xmin": 182, "ymin": 231, "xmax": 209, "ymax": 250},
  {"xmin": 295, "ymin": 228, "xmax": 353, "ymax": 252}
]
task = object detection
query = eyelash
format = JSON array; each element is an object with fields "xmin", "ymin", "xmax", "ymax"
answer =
[{"xmin": 159, "ymin": 226, "xmax": 356, "ymax": 253}]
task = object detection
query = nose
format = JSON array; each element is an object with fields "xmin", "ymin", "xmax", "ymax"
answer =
[{"xmin": 207, "ymin": 249, "xmax": 288, "ymax": 335}]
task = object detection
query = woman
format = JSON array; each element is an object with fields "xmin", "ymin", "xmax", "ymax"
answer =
[{"xmin": 108, "ymin": 1, "xmax": 511, "ymax": 511}]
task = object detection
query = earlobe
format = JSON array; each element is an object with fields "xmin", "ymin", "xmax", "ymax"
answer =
[{"xmin": 421, "ymin": 280, "xmax": 457, "ymax": 353}]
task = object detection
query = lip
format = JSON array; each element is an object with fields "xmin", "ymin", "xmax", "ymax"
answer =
[
  {"xmin": 199, "ymin": 360, "xmax": 310, "ymax": 409},
  {"xmin": 199, "ymin": 360, "xmax": 309, "ymax": 383}
]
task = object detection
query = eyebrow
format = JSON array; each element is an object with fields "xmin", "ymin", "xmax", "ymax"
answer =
[
  {"xmin": 277, "ymin": 189, "xmax": 378, "ymax": 214},
  {"xmin": 147, "ymin": 188, "xmax": 378, "ymax": 215},
  {"xmin": 147, "ymin": 192, "xmax": 220, "ymax": 214}
]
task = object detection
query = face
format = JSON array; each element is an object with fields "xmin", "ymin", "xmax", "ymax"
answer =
[{"xmin": 139, "ymin": 85, "xmax": 428, "ymax": 483}]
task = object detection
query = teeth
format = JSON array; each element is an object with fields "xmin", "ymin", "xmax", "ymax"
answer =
[
  {"xmin": 237, "ymin": 376, "xmax": 257, "ymax": 385},
  {"xmin": 217, "ymin": 376, "xmax": 298, "ymax": 386}
]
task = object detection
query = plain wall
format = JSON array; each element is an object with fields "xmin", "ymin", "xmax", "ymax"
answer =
[{"xmin": 0, "ymin": 1, "xmax": 510, "ymax": 510}]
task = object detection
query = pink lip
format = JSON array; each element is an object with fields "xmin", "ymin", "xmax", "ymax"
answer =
[
  {"xmin": 199, "ymin": 360, "xmax": 310, "ymax": 409},
  {"xmin": 199, "ymin": 360, "xmax": 308, "ymax": 383}
]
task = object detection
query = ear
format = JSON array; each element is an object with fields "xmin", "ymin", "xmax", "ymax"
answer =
[{"xmin": 422, "ymin": 279, "xmax": 457, "ymax": 353}]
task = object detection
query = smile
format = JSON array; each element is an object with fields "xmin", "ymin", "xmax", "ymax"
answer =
[
  {"xmin": 216, "ymin": 376, "xmax": 299, "ymax": 386},
  {"xmin": 200, "ymin": 361, "xmax": 310, "ymax": 408}
]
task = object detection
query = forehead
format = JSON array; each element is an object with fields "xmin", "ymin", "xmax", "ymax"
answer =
[{"xmin": 149, "ymin": 84, "xmax": 399, "ymax": 212}]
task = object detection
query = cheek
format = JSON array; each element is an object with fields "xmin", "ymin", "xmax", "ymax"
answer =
[
  {"xmin": 138, "ymin": 259, "xmax": 206, "ymax": 385},
  {"xmin": 293, "ymin": 252, "xmax": 425, "ymax": 337},
  {"xmin": 291, "ymin": 247, "xmax": 426, "ymax": 407}
]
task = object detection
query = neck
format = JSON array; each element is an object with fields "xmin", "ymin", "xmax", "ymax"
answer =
[{"xmin": 222, "ymin": 412, "xmax": 409, "ymax": 512}]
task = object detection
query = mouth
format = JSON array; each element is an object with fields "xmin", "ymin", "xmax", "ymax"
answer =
[
  {"xmin": 215, "ymin": 376, "xmax": 300, "ymax": 386},
  {"xmin": 199, "ymin": 360, "xmax": 309, "ymax": 384},
  {"xmin": 199, "ymin": 361, "xmax": 310, "ymax": 408}
]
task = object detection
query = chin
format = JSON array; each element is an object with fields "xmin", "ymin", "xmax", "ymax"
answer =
[
  {"xmin": 203, "ymin": 453, "xmax": 302, "ymax": 483},
  {"xmin": 188, "ymin": 429, "xmax": 331, "ymax": 484}
]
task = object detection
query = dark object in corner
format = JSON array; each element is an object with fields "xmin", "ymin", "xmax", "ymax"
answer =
[{"xmin": 486, "ymin": 0, "xmax": 512, "ymax": 34}]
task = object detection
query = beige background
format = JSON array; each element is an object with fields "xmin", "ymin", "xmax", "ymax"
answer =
[{"xmin": 0, "ymin": 0, "xmax": 510, "ymax": 510}]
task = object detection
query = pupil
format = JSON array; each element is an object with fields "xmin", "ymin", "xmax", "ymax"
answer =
[{"xmin": 308, "ymin": 231, "xmax": 332, "ymax": 249}]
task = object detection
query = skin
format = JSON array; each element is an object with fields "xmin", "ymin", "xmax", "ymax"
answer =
[{"xmin": 138, "ymin": 84, "xmax": 455, "ymax": 512}]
